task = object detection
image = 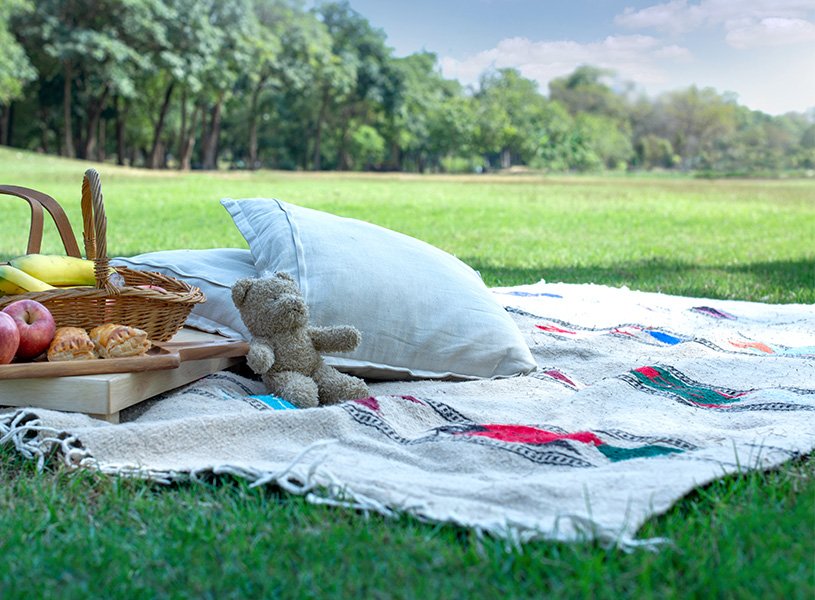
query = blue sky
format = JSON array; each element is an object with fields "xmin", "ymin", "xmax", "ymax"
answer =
[{"xmin": 338, "ymin": 0, "xmax": 815, "ymax": 115}]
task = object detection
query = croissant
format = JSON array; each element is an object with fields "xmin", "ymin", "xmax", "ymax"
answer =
[
  {"xmin": 47, "ymin": 327, "xmax": 97, "ymax": 361},
  {"xmin": 90, "ymin": 323, "xmax": 152, "ymax": 359}
]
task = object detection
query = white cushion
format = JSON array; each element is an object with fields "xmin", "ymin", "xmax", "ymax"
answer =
[
  {"xmin": 220, "ymin": 197, "xmax": 537, "ymax": 380},
  {"xmin": 112, "ymin": 248, "xmax": 256, "ymax": 340}
]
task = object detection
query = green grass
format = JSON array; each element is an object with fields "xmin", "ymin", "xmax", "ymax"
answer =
[
  {"xmin": 1, "ymin": 147, "xmax": 814, "ymax": 598},
  {"xmin": 0, "ymin": 447, "xmax": 812, "ymax": 599},
  {"xmin": 2, "ymin": 148, "xmax": 813, "ymax": 303}
]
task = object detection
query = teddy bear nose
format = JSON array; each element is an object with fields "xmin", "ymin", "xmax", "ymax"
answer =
[
  {"xmin": 281, "ymin": 295, "xmax": 302, "ymax": 307},
  {"xmin": 280, "ymin": 295, "xmax": 306, "ymax": 314}
]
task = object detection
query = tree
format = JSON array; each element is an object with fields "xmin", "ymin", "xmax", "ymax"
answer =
[
  {"xmin": 138, "ymin": 0, "xmax": 219, "ymax": 170},
  {"xmin": 474, "ymin": 68, "xmax": 548, "ymax": 169},
  {"xmin": 238, "ymin": 0, "xmax": 284, "ymax": 169},
  {"xmin": 195, "ymin": 0, "xmax": 255, "ymax": 170},
  {"xmin": 383, "ymin": 51, "xmax": 465, "ymax": 171},
  {"xmin": 653, "ymin": 86, "xmax": 738, "ymax": 170},
  {"xmin": 635, "ymin": 134, "xmax": 677, "ymax": 169},
  {"xmin": 348, "ymin": 124, "xmax": 385, "ymax": 169},
  {"xmin": 14, "ymin": 0, "xmax": 165, "ymax": 160},
  {"xmin": 237, "ymin": 0, "xmax": 338, "ymax": 170},
  {"xmin": 0, "ymin": 0, "xmax": 36, "ymax": 144},
  {"xmin": 425, "ymin": 90, "xmax": 477, "ymax": 172},
  {"xmin": 312, "ymin": 1, "xmax": 394, "ymax": 170},
  {"xmin": 533, "ymin": 100, "xmax": 575, "ymax": 171},
  {"xmin": 548, "ymin": 65, "xmax": 626, "ymax": 119},
  {"xmin": 572, "ymin": 113, "xmax": 633, "ymax": 171}
]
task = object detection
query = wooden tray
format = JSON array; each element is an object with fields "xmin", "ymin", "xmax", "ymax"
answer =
[
  {"xmin": 0, "ymin": 337, "xmax": 249, "ymax": 380},
  {"xmin": 0, "ymin": 329, "xmax": 249, "ymax": 423}
]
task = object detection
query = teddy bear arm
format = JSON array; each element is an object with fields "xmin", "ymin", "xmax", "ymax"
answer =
[
  {"xmin": 246, "ymin": 338, "xmax": 275, "ymax": 374},
  {"xmin": 308, "ymin": 325, "xmax": 361, "ymax": 353}
]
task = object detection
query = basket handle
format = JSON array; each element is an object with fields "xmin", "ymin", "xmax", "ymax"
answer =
[
  {"xmin": 0, "ymin": 184, "xmax": 83, "ymax": 258},
  {"xmin": 80, "ymin": 168, "xmax": 118, "ymax": 294}
]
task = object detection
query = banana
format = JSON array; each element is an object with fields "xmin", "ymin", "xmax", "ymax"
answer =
[
  {"xmin": 9, "ymin": 254, "xmax": 98, "ymax": 286},
  {"xmin": 0, "ymin": 264, "xmax": 56, "ymax": 294}
]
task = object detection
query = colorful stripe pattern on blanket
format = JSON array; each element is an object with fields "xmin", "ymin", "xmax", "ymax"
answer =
[
  {"xmin": 621, "ymin": 365, "xmax": 815, "ymax": 411},
  {"xmin": 342, "ymin": 396, "xmax": 690, "ymax": 467},
  {"xmin": 531, "ymin": 318, "xmax": 815, "ymax": 357}
]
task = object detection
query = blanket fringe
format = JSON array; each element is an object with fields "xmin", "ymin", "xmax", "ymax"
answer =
[
  {"xmin": 0, "ymin": 410, "xmax": 94, "ymax": 472},
  {"xmin": 0, "ymin": 408, "xmax": 668, "ymax": 550},
  {"xmin": 207, "ymin": 439, "xmax": 399, "ymax": 518}
]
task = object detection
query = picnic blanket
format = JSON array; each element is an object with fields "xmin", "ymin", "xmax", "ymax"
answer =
[{"xmin": 2, "ymin": 282, "xmax": 814, "ymax": 548}]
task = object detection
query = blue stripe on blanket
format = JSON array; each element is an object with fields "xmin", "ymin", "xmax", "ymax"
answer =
[
  {"xmin": 647, "ymin": 330, "xmax": 684, "ymax": 345},
  {"xmin": 250, "ymin": 395, "xmax": 298, "ymax": 410}
]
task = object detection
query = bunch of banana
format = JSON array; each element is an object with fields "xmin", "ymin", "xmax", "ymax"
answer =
[
  {"xmin": 0, "ymin": 254, "xmax": 99, "ymax": 295},
  {"xmin": 0, "ymin": 264, "xmax": 55, "ymax": 295}
]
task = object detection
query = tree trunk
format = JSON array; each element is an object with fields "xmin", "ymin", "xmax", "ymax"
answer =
[
  {"xmin": 501, "ymin": 147, "xmax": 511, "ymax": 169},
  {"xmin": 391, "ymin": 139, "xmax": 400, "ymax": 170},
  {"xmin": 248, "ymin": 76, "xmax": 270, "ymax": 170},
  {"xmin": 178, "ymin": 88, "xmax": 189, "ymax": 169},
  {"xmin": 248, "ymin": 119, "xmax": 258, "ymax": 169},
  {"xmin": 98, "ymin": 117, "xmax": 105, "ymax": 162},
  {"xmin": 336, "ymin": 110, "xmax": 350, "ymax": 171},
  {"xmin": 38, "ymin": 107, "xmax": 52, "ymax": 154},
  {"xmin": 149, "ymin": 80, "xmax": 175, "ymax": 170},
  {"xmin": 0, "ymin": 104, "xmax": 10, "ymax": 146},
  {"xmin": 249, "ymin": 88, "xmax": 260, "ymax": 170},
  {"xmin": 313, "ymin": 89, "xmax": 329, "ymax": 171},
  {"xmin": 83, "ymin": 89, "xmax": 108, "ymax": 161},
  {"xmin": 153, "ymin": 140, "xmax": 164, "ymax": 168},
  {"xmin": 115, "ymin": 96, "xmax": 127, "ymax": 166},
  {"xmin": 202, "ymin": 95, "xmax": 223, "ymax": 170},
  {"xmin": 180, "ymin": 102, "xmax": 201, "ymax": 171},
  {"xmin": 62, "ymin": 62, "xmax": 75, "ymax": 158}
]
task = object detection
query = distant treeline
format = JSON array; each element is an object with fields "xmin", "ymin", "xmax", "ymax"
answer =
[{"xmin": 1, "ymin": 0, "xmax": 813, "ymax": 174}]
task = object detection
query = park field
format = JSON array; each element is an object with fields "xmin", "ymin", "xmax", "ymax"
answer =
[
  {"xmin": 1, "ymin": 147, "xmax": 813, "ymax": 304},
  {"xmin": 0, "ymin": 147, "xmax": 813, "ymax": 598}
]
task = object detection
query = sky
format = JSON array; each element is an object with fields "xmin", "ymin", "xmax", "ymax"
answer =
[{"xmin": 337, "ymin": 0, "xmax": 815, "ymax": 116}]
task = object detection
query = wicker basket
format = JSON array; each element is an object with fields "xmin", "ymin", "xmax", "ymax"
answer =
[{"xmin": 0, "ymin": 169, "xmax": 206, "ymax": 342}]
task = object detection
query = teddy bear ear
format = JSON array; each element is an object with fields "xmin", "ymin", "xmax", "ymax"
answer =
[
  {"xmin": 231, "ymin": 277, "xmax": 255, "ymax": 308},
  {"xmin": 275, "ymin": 271, "xmax": 296, "ymax": 283}
]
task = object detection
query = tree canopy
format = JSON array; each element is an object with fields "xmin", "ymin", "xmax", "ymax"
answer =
[{"xmin": 2, "ymin": 0, "xmax": 812, "ymax": 174}]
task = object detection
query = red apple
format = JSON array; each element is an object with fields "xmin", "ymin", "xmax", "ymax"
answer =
[
  {"xmin": 0, "ymin": 311, "xmax": 20, "ymax": 365},
  {"xmin": 1, "ymin": 299, "xmax": 56, "ymax": 360}
]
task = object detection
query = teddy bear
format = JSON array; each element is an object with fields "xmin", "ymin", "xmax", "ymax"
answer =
[{"xmin": 231, "ymin": 271, "xmax": 370, "ymax": 408}]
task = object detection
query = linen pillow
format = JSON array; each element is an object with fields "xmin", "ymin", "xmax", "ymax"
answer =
[
  {"xmin": 112, "ymin": 248, "xmax": 256, "ymax": 340},
  {"xmin": 220, "ymin": 197, "xmax": 537, "ymax": 380}
]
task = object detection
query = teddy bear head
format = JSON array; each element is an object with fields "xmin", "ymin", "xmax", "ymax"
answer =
[{"xmin": 232, "ymin": 271, "xmax": 309, "ymax": 336}]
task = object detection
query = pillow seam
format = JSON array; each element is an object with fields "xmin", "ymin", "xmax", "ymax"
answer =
[{"xmin": 275, "ymin": 199, "xmax": 308, "ymax": 300}]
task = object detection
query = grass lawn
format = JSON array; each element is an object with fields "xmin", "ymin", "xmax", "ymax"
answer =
[{"xmin": 0, "ymin": 147, "xmax": 813, "ymax": 598}]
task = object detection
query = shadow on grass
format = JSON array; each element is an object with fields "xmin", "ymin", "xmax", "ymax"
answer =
[{"xmin": 465, "ymin": 257, "xmax": 815, "ymax": 303}]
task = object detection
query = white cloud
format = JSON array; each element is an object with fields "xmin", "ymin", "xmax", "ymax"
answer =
[
  {"xmin": 653, "ymin": 44, "xmax": 695, "ymax": 61},
  {"xmin": 614, "ymin": 0, "xmax": 815, "ymax": 48},
  {"xmin": 439, "ymin": 35, "xmax": 693, "ymax": 92},
  {"xmin": 614, "ymin": 0, "xmax": 700, "ymax": 34},
  {"xmin": 725, "ymin": 17, "xmax": 815, "ymax": 49}
]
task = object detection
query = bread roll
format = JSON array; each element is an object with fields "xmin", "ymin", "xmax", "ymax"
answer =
[
  {"xmin": 90, "ymin": 323, "xmax": 151, "ymax": 358},
  {"xmin": 47, "ymin": 327, "xmax": 97, "ymax": 361}
]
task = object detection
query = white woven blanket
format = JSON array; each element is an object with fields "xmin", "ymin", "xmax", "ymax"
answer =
[{"xmin": 3, "ymin": 282, "xmax": 814, "ymax": 548}]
